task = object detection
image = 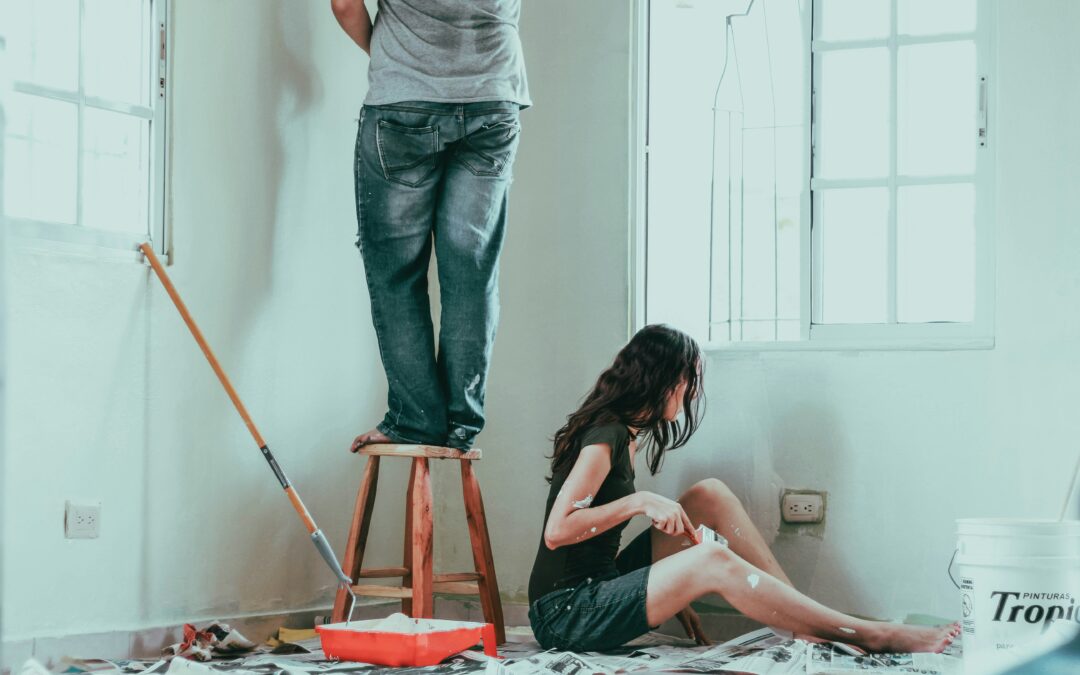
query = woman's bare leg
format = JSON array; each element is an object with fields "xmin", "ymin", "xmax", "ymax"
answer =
[
  {"xmin": 646, "ymin": 542, "xmax": 959, "ymax": 654},
  {"xmin": 650, "ymin": 478, "xmax": 793, "ymax": 586}
]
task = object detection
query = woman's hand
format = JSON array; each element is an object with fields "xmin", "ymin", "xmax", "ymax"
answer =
[
  {"xmin": 676, "ymin": 606, "xmax": 711, "ymax": 646},
  {"xmin": 634, "ymin": 491, "xmax": 695, "ymax": 538}
]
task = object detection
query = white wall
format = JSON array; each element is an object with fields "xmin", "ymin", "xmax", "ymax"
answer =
[
  {"xmin": 5, "ymin": 0, "xmax": 1076, "ymax": 645},
  {"xmin": 0, "ymin": 24, "xmax": 9, "ymax": 653},
  {"xmin": 1, "ymin": 0, "xmax": 634, "ymax": 640},
  {"xmin": 2, "ymin": 1, "xmax": 396, "ymax": 638},
  {"xmin": 433, "ymin": 0, "xmax": 634, "ymax": 601},
  {"xmin": 640, "ymin": 0, "xmax": 1080, "ymax": 622}
]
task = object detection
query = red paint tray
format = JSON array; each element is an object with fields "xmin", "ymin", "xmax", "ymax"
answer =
[{"xmin": 316, "ymin": 619, "xmax": 498, "ymax": 667}]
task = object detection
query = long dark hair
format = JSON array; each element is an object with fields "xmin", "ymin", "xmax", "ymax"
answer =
[{"xmin": 550, "ymin": 324, "xmax": 704, "ymax": 479}]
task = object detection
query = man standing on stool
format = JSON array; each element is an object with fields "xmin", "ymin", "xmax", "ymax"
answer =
[{"xmin": 331, "ymin": 1, "xmax": 529, "ymax": 451}]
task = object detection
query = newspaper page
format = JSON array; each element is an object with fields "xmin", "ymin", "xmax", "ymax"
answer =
[
  {"xmin": 806, "ymin": 643, "xmax": 961, "ymax": 675},
  {"xmin": 499, "ymin": 650, "xmax": 604, "ymax": 675},
  {"xmin": 674, "ymin": 639, "xmax": 806, "ymax": 674}
]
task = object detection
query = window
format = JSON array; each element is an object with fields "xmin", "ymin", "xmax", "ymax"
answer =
[
  {"xmin": 635, "ymin": 0, "xmax": 994, "ymax": 348},
  {"xmin": 1, "ymin": 0, "xmax": 168, "ymax": 253}
]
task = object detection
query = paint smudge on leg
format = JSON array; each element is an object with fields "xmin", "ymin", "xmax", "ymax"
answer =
[
  {"xmin": 747, "ymin": 574, "xmax": 760, "ymax": 589},
  {"xmin": 572, "ymin": 494, "xmax": 594, "ymax": 509},
  {"xmin": 590, "ymin": 527, "xmax": 597, "ymax": 533},
  {"xmin": 838, "ymin": 627, "xmax": 856, "ymax": 635},
  {"xmin": 734, "ymin": 527, "xmax": 741, "ymax": 537}
]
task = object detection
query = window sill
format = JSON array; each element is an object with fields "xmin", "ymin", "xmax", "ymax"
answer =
[
  {"xmin": 8, "ymin": 218, "xmax": 154, "ymax": 263},
  {"xmin": 703, "ymin": 336, "xmax": 995, "ymax": 354}
]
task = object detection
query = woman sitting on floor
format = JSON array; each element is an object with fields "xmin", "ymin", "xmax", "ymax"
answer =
[{"xmin": 527, "ymin": 324, "xmax": 959, "ymax": 653}]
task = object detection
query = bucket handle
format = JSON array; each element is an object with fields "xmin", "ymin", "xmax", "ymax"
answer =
[{"xmin": 947, "ymin": 548, "xmax": 961, "ymax": 590}]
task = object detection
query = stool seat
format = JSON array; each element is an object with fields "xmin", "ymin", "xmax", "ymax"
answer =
[
  {"xmin": 331, "ymin": 447, "xmax": 504, "ymax": 643},
  {"xmin": 357, "ymin": 444, "xmax": 482, "ymax": 460}
]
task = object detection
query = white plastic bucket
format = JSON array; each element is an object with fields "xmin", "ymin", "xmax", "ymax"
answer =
[
  {"xmin": 958, "ymin": 518, "xmax": 1080, "ymax": 557},
  {"xmin": 954, "ymin": 518, "xmax": 1080, "ymax": 674}
]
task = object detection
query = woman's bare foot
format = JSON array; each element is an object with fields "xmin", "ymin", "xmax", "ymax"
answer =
[
  {"xmin": 350, "ymin": 428, "xmax": 393, "ymax": 452},
  {"xmin": 860, "ymin": 622, "xmax": 961, "ymax": 654}
]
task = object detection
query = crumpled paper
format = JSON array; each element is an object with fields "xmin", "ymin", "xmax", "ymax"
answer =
[{"xmin": 162, "ymin": 623, "xmax": 256, "ymax": 661}]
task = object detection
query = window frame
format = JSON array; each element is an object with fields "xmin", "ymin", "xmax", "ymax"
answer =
[
  {"xmin": 631, "ymin": 0, "xmax": 997, "ymax": 352},
  {"xmin": 6, "ymin": 0, "xmax": 169, "ymax": 258}
]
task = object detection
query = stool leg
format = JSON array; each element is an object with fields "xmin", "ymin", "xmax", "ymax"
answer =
[
  {"xmin": 410, "ymin": 457, "xmax": 434, "ymax": 618},
  {"xmin": 461, "ymin": 460, "xmax": 505, "ymax": 644},
  {"xmin": 401, "ymin": 458, "xmax": 417, "ymax": 615},
  {"xmin": 332, "ymin": 455, "xmax": 381, "ymax": 623}
]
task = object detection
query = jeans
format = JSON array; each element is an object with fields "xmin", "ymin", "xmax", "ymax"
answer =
[
  {"xmin": 354, "ymin": 101, "xmax": 521, "ymax": 449},
  {"xmin": 528, "ymin": 567, "xmax": 654, "ymax": 652}
]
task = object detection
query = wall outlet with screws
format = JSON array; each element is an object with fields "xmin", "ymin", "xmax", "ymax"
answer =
[
  {"xmin": 65, "ymin": 500, "xmax": 101, "ymax": 539},
  {"xmin": 781, "ymin": 491, "xmax": 825, "ymax": 524}
]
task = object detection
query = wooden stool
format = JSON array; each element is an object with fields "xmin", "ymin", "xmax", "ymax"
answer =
[{"xmin": 330, "ymin": 444, "xmax": 506, "ymax": 644}]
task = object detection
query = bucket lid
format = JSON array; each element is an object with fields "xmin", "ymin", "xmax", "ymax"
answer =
[
  {"xmin": 955, "ymin": 553, "xmax": 1080, "ymax": 568},
  {"xmin": 957, "ymin": 519, "xmax": 1080, "ymax": 536}
]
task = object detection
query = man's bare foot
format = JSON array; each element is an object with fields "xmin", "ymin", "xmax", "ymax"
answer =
[
  {"xmin": 860, "ymin": 622, "xmax": 961, "ymax": 654},
  {"xmin": 350, "ymin": 428, "xmax": 393, "ymax": 453}
]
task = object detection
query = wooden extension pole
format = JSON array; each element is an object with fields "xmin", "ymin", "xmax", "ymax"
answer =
[{"xmin": 139, "ymin": 242, "xmax": 352, "ymax": 588}]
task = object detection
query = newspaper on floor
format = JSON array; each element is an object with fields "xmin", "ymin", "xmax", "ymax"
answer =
[
  {"xmin": 663, "ymin": 628, "xmax": 804, "ymax": 673},
  {"xmin": 35, "ymin": 626, "xmax": 966, "ymax": 675},
  {"xmin": 498, "ymin": 650, "xmax": 601, "ymax": 675},
  {"xmin": 805, "ymin": 643, "xmax": 960, "ymax": 675},
  {"xmin": 622, "ymin": 626, "xmax": 783, "ymax": 672},
  {"xmin": 56, "ymin": 658, "xmax": 171, "ymax": 675},
  {"xmin": 494, "ymin": 628, "xmax": 794, "ymax": 674}
]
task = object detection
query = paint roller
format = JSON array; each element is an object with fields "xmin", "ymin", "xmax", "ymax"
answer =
[{"xmin": 138, "ymin": 243, "xmax": 359, "ymax": 621}]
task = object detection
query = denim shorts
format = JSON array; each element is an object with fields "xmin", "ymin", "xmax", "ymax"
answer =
[{"xmin": 528, "ymin": 567, "xmax": 653, "ymax": 652}]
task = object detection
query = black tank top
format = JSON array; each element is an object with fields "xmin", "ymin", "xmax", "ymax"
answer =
[{"xmin": 528, "ymin": 424, "xmax": 636, "ymax": 603}]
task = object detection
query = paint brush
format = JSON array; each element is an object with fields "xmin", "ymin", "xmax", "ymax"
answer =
[
  {"xmin": 139, "ymin": 243, "xmax": 356, "ymax": 606},
  {"xmin": 683, "ymin": 524, "xmax": 727, "ymax": 547}
]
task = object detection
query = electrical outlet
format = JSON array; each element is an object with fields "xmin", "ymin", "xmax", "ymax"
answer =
[
  {"xmin": 65, "ymin": 500, "xmax": 101, "ymax": 539},
  {"xmin": 781, "ymin": 492, "xmax": 824, "ymax": 524}
]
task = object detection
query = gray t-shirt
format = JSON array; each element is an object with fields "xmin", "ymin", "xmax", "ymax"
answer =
[{"xmin": 365, "ymin": 0, "xmax": 531, "ymax": 108}]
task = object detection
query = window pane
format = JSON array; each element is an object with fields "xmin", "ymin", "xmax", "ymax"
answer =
[
  {"xmin": 4, "ymin": 93, "xmax": 78, "ymax": 224},
  {"xmin": 898, "ymin": 41, "xmax": 976, "ymax": 176},
  {"xmin": 648, "ymin": 0, "xmax": 751, "ymax": 341},
  {"xmin": 709, "ymin": 111, "xmax": 740, "ymax": 341},
  {"xmin": 85, "ymin": 0, "xmax": 150, "ymax": 105},
  {"xmin": 898, "ymin": 0, "xmax": 976, "ymax": 35},
  {"xmin": 776, "ymin": 124, "xmax": 805, "ymax": 327},
  {"xmin": 777, "ymin": 194, "xmax": 802, "ymax": 322},
  {"xmin": 817, "ymin": 0, "xmax": 889, "ymax": 41},
  {"xmin": 82, "ymin": 108, "xmax": 150, "ymax": 234},
  {"xmin": 765, "ymin": 0, "xmax": 807, "ymax": 129},
  {"xmin": 2, "ymin": 0, "xmax": 79, "ymax": 91},
  {"xmin": 818, "ymin": 48, "xmax": 889, "ymax": 179},
  {"xmin": 741, "ymin": 185, "xmax": 776, "ymax": 324},
  {"xmin": 817, "ymin": 188, "xmax": 888, "ymax": 324},
  {"xmin": 898, "ymin": 184, "xmax": 975, "ymax": 323}
]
